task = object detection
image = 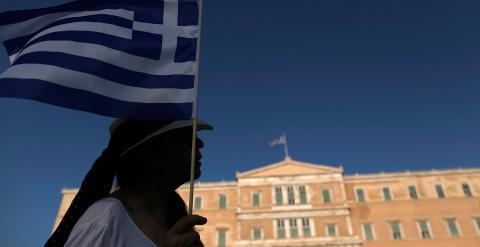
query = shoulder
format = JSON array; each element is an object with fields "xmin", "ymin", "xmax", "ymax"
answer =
[
  {"xmin": 64, "ymin": 198, "xmax": 129, "ymax": 246},
  {"xmin": 74, "ymin": 197, "xmax": 127, "ymax": 228}
]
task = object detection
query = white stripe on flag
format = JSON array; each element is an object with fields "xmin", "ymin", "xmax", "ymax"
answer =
[
  {"xmin": 30, "ymin": 21, "xmax": 133, "ymax": 43},
  {"xmin": 9, "ymin": 22, "xmax": 134, "ymax": 63},
  {"xmin": 8, "ymin": 55, "xmax": 15, "ymax": 63},
  {"xmin": 15, "ymin": 40, "xmax": 196, "ymax": 75},
  {"xmin": 0, "ymin": 64, "xmax": 195, "ymax": 103},
  {"xmin": 0, "ymin": 9, "xmax": 134, "ymax": 41},
  {"xmin": 133, "ymin": 21, "xmax": 198, "ymax": 38}
]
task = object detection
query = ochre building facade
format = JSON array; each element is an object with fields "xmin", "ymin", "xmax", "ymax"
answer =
[{"xmin": 55, "ymin": 157, "xmax": 480, "ymax": 247}]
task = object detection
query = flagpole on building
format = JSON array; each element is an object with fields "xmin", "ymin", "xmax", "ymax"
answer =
[
  {"xmin": 188, "ymin": 0, "xmax": 205, "ymax": 215},
  {"xmin": 283, "ymin": 132, "xmax": 290, "ymax": 158}
]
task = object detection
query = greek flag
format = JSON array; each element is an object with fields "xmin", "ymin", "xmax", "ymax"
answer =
[
  {"xmin": 270, "ymin": 135, "xmax": 286, "ymax": 147},
  {"xmin": 0, "ymin": 0, "xmax": 200, "ymax": 120}
]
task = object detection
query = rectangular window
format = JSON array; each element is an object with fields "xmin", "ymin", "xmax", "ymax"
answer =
[
  {"xmin": 417, "ymin": 220, "xmax": 431, "ymax": 239},
  {"xmin": 326, "ymin": 223, "xmax": 337, "ymax": 237},
  {"xmin": 474, "ymin": 217, "xmax": 480, "ymax": 233},
  {"xmin": 356, "ymin": 188, "xmax": 366, "ymax": 203},
  {"xmin": 219, "ymin": 194, "xmax": 227, "ymax": 209},
  {"xmin": 435, "ymin": 184, "xmax": 446, "ymax": 198},
  {"xmin": 217, "ymin": 229, "xmax": 227, "ymax": 247},
  {"xmin": 302, "ymin": 218, "xmax": 311, "ymax": 237},
  {"xmin": 322, "ymin": 189, "xmax": 331, "ymax": 204},
  {"xmin": 362, "ymin": 223, "xmax": 374, "ymax": 240},
  {"xmin": 252, "ymin": 192, "xmax": 260, "ymax": 207},
  {"xmin": 194, "ymin": 197, "xmax": 202, "ymax": 210},
  {"xmin": 390, "ymin": 221, "xmax": 402, "ymax": 240},
  {"xmin": 290, "ymin": 219, "xmax": 298, "ymax": 238},
  {"xmin": 252, "ymin": 227, "xmax": 262, "ymax": 240},
  {"xmin": 275, "ymin": 187, "xmax": 283, "ymax": 205},
  {"xmin": 299, "ymin": 186, "xmax": 307, "ymax": 204},
  {"xmin": 287, "ymin": 186, "xmax": 295, "ymax": 205},
  {"xmin": 446, "ymin": 218, "xmax": 460, "ymax": 237},
  {"xmin": 277, "ymin": 219, "xmax": 286, "ymax": 239},
  {"xmin": 462, "ymin": 183, "xmax": 473, "ymax": 197},
  {"xmin": 383, "ymin": 187, "xmax": 392, "ymax": 201},
  {"xmin": 408, "ymin": 185, "xmax": 418, "ymax": 199}
]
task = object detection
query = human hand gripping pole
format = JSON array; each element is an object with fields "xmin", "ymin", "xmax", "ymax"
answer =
[{"xmin": 160, "ymin": 214, "xmax": 207, "ymax": 247}]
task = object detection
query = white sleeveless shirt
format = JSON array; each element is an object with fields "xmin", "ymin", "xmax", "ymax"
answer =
[{"xmin": 65, "ymin": 197, "xmax": 157, "ymax": 247}]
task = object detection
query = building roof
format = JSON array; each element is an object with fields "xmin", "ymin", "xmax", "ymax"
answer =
[{"xmin": 236, "ymin": 156, "xmax": 343, "ymax": 179}]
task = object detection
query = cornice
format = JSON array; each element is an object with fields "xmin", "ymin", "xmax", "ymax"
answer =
[
  {"xmin": 177, "ymin": 181, "xmax": 237, "ymax": 190},
  {"xmin": 344, "ymin": 168, "xmax": 480, "ymax": 182}
]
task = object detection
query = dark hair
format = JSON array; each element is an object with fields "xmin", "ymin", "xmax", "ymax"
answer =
[
  {"xmin": 45, "ymin": 148, "xmax": 117, "ymax": 247},
  {"xmin": 45, "ymin": 120, "xmax": 178, "ymax": 247}
]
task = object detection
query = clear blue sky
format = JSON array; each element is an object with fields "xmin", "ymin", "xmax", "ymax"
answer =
[{"xmin": 1, "ymin": 0, "xmax": 479, "ymax": 246}]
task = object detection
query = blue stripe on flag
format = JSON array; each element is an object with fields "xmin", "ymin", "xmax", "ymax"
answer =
[
  {"xmin": 5, "ymin": 30, "xmax": 163, "ymax": 60},
  {"xmin": 3, "ymin": 35, "xmax": 30, "ymax": 56},
  {"xmin": 175, "ymin": 37, "xmax": 197, "ymax": 62},
  {"xmin": 0, "ymin": 0, "xmax": 164, "ymax": 25},
  {"xmin": 14, "ymin": 52, "xmax": 194, "ymax": 89},
  {"xmin": 3, "ymin": 14, "xmax": 134, "ymax": 56},
  {"xmin": 0, "ymin": 78, "xmax": 192, "ymax": 120},
  {"xmin": 178, "ymin": 1, "xmax": 199, "ymax": 26}
]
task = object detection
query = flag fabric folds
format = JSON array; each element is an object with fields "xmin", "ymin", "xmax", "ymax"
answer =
[
  {"xmin": 270, "ymin": 135, "xmax": 286, "ymax": 147},
  {"xmin": 0, "ymin": 0, "xmax": 199, "ymax": 120}
]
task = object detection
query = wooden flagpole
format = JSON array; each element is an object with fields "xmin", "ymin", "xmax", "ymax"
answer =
[{"xmin": 188, "ymin": 0, "xmax": 204, "ymax": 215}]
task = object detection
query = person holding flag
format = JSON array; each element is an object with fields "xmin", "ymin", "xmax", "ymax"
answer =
[
  {"xmin": 0, "ymin": 0, "xmax": 210, "ymax": 246},
  {"xmin": 53, "ymin": 119, "xmax": 212, "ymax": 247}
]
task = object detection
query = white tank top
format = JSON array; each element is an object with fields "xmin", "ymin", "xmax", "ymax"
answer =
[{"xmin": 65, "ymin": 197, "xmax": 157, "ymax": 247}]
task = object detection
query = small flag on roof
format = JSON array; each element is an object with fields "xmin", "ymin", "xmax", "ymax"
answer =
[
  {"xmin": 0, "ymin": 0, "xmax": 200, "ymax": 120},
  {"xmin": 270, "ymin": 134, "xmax": 286, "ymax": 147},
  {"xmin": 270, "ymin": 133, "xmax": 290, "ymax": 158}
]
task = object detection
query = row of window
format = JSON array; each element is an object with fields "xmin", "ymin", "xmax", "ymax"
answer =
[
  {"xmin": 206, "ymin": 217, "xmax": 480, "ymax": 246},
  {"xmin": 194, "ymin": 194, "xmax": 228, "ymax": 210},
  {"xmin": 193, "ymin": 185, "xmax": 311, "ymax": 210},
  {"xmin": 361, "ymin": 217, "xmax": 480, "ymax": 241},
  {"xmin": 355, "ymin": 182, "xmax": 475, "ymax": 202},
  {"xmin": 192, "ymin": 182, "xmax": 475, "ymax": 210}
]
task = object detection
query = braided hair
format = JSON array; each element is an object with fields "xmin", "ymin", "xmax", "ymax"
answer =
[
  {"xmin": 44, "ymin": 148, "xmax": 117, "ymax": 246},
  {"xmin": 45, "ymin": 120, "xmax": 192, "ymax": 246}
]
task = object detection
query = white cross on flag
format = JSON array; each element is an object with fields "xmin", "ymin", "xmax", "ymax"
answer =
[{"xmin": 0, "ymin": 0, "xmax": 200, "ymax": 120}]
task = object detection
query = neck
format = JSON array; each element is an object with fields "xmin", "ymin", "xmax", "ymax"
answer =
[
  {"xmin": 113, "ymin": 182, "xmax": 182, "ymax": 241},
  {"xmin": 115, "ymin": 180, "xmax": 178, "ymax": 216}
]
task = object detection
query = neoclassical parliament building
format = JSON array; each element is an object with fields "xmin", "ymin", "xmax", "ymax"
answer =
[{"xmin": 54, "ymin": 157, "xmax": 480, "ymax": 246}]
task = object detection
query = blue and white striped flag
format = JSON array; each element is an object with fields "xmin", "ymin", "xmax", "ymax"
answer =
[
  {"xmin": 270, "ymin": 135, "xmax": 286, "ymax": 147},
  {"xmin": 0, "ymin": 0, "xmax": 200, "ymax": 120}
]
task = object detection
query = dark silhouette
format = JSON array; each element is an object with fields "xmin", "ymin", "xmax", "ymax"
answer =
[{"xmin": 45, "ymin": 119, "xmax": 212, "ymax": 247}]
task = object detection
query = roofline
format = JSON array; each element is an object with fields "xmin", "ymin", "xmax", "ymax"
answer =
[
  {"xmin": 60, "ymin": 168, "xmax": 480, "ymax": 193},
  {"xmin": 61, "ymin": 181, "xmax": 238, "ymax": 194},
  {"xmin": 178, "ymin": 181, "xmax": 237, "ymax": 190},
  {"xmin": 61, "ymin": 188, "xmax": 79, "ymax": 194},
  {"xmin": 344, "ymin": 167, "xmax": 480, "ymax": 181},
  {"xmin": 236, "ymin": 158, "xmax": 343, "ymax": 179}
]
